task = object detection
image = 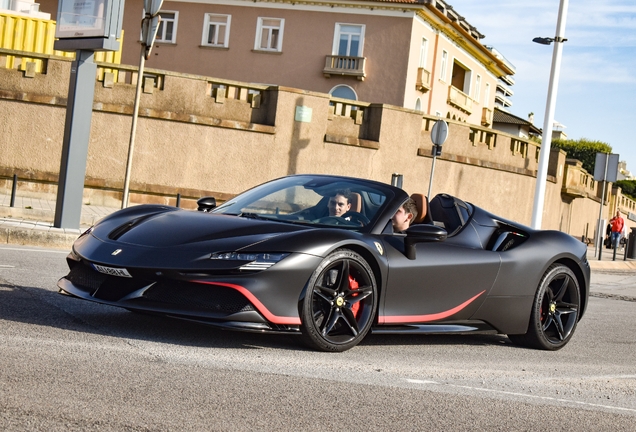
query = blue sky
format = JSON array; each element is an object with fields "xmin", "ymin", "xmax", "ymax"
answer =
[{"xmin": 449, "ymin": 0, "xmax": 636, "ymax": 172}]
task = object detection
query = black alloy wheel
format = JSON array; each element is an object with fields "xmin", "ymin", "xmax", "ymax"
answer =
[
  {"xmin": 300, "ymin": 249, "xmax": 377, "ymax": 352},
  {"xmin": 509, "ymin": 264, "xmax": 580, "ymax": 350}
]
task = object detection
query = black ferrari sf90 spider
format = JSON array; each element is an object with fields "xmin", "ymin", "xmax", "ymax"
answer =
[{"xmin": 59, "ymin": 175, "xmax": 589, "ymax": 352}]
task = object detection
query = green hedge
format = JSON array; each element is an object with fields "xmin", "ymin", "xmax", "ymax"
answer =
[{"xmin": 551, "ymin": 138, "xmax": 612, "ymax": 173}]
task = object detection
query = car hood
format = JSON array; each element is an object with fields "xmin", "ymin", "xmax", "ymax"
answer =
[
  {"xmin": 92, "ymin": 209, "xmax": 309, "ymax": 248},
  {"xmin": 76, "ymin": 208, "xmax": 365, "ymax": 269}
]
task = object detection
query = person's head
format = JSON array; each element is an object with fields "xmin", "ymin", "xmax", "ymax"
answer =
[
  {"xmin": 328, "ymin": 189, "xmax": 351, "ymax": 217},
  {"xmin": 392, "ymin": 198, "xmax": 418, "ymax": 232},
  {"xmin": 616, "ymin": 210, "xmax": 621, "ymax": 217}
]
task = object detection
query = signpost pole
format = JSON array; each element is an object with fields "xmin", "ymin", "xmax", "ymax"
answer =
[
  {"xmin": 428, "ymin": 120, "xmax": 448, "ymax": 199},
  {"xmin": 596, "ymin": 153, "xmax": 609, "ymax": 260},
  {"xmin": 427, "ymin": 154, "xmax": 437, "ymax": 200},
  {"xmin": 593, "ymin": 152, "xmax": 619, "ymax": 260},
  {"xmin": 121, "ymin": 0, "xmax": 163, "ymax": 208},
  {"xmin": 122, "ymin": 44, "xmax": 147, "ymax": 209}
]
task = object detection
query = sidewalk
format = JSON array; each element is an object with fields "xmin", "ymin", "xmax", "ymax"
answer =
[
  {"xmin": 1, "ymin": 193, "xmax": 635, "ymax": 271},
  {"xmin": 0, "ymin": 194, "xmax": 116, "ymax": 250},
  {"xmin": 586, "ymin": 245, "xmax": 636, "ymax": 271}
]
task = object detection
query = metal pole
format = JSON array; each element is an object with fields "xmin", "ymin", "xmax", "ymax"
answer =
[
  {"xmin": 427, "ymin": 149, "xmax": 437, "ymax": 199},
  {"xmin": 10, "ymin": 174, "xmax": 17, "ymax": 207},
  {"xmin": 596, "ymin": 153, "xmax": 610, "ymax": 260},
  {"xmin": 121, "ymin": 44, "xmax": 147, "ymax": 209},
  {"xmin": 391, "ymin": 174, "xmax": 403, "ymax": 189},
  {"xmin": 54, "ymin": 50, "xmax": 97, "ymax": 229},
  {"xmin": 176, "ymin": 193, "xmax": 181, "ymax": 208},
  {"xmin": 531, "ymin": 0, "xmax": 569, "ymax": 229}
]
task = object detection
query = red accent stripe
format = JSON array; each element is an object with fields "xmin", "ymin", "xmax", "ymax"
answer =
[
  {"xmin": 378, "ymin": 290, "xmax": 486, "ymax": 324},
  {"xmin": 193, "ymin": 280, "xmax": 301, "ymax": 325}
]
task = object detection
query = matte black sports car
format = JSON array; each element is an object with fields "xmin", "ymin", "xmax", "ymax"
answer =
[{"xmin": 59, "ymin": 174, "xmax": 589, "ymax": 352}]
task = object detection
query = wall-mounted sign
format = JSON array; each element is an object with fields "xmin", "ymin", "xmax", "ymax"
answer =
[{"xmin": 295, "ymin": 106, "xmax": 312, "ymax": 123}]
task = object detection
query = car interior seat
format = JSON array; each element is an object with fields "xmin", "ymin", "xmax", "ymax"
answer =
[
  {"xmin": 428, "ymin": 194, "xmax": 466, "ymax": 235},
  {"xmin": 349, "ymin": 192, "xmax": 362, "ymax": 213},
  {"xmin": 410, "ymin": 193, "xmax": 434, "ymax": 225}
]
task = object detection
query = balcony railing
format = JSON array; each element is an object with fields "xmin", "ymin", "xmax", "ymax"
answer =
[
  {"xmin": 481, "ymin": 107, "xmax": 493, "ymax": 126},
  {"xmin": 448, "ymin": 86, "xmax": 473, "ymax": 114},
  {"xmin": 323, "ymin": 55, "xmax": 366, "ymax": 81},
  {"xmin": 415, "ymin": 67, "xmax": 430, "ymax": 92}
]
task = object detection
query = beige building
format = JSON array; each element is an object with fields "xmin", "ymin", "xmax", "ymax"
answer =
[{"xmin": 37, "ymin": 0, "xmax": 515, "ymax": 126}]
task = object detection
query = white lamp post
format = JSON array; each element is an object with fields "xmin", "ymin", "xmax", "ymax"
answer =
[{"xmin": 531, "ymin": 0, "xmax": 569, "ymax": 229}]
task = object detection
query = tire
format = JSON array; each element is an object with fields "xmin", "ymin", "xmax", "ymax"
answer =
[
  {"xmin": 300, "ymin": 249, "xmax": 377, "ymax": 352},
  {"xmin": 509, "ymin": 264, "xmax": 580, "ymax": 350}
]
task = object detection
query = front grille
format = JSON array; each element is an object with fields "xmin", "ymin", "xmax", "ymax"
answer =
[
  {"xmin": 143, "ymin": 281, "xmax": 255, "ymax": 314},
  {"xmin": 66, "ymin": 263, "xmax": 107, "ymax": 293},
  {"xmin": 66, "ymin": 263, "xmax": 152, "ymax": 300},
  {"xmin": 65, "ymin": 263, "xmax": 255, "ymax": 315}
]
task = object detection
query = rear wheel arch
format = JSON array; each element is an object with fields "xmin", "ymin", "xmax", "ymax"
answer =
[
  {"xmin": 509, "ymin": 263, "xmax": 581, "ymax": 350},
  {"xmin": 554, "ymin": 257, "xmax": 588, "ymax": 319}
]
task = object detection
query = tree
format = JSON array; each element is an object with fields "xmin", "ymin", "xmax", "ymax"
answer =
[
  {"xmin": 551, "ymin": 138, "xmax": 612, "ymax": 173},
  {"xmin": 615, "ymin": 180, "xmax": 636, "ymax": 200}
]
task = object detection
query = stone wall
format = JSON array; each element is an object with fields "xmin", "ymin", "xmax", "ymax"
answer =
[{"xmin": 1, "ymin": 47, "xmax": 634, "ymax": 238}]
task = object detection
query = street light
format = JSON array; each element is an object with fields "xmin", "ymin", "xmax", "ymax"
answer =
[{"xmin": 531, "ymin": 0, "xmax": 569, "ymax": 230}]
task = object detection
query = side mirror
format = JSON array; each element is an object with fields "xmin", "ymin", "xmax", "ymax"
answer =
[
  {"xmin": 197, "ymin": 197, "xmax": 217, "ymax": 212},
  {"xmin": 404, "ymin": 224, "xmax": 447, "ymax": 260}
]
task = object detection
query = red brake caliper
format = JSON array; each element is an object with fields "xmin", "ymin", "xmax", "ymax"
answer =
[{"xmin": 349, "ymin": 275, "xmax": 360, "ymax": 317}]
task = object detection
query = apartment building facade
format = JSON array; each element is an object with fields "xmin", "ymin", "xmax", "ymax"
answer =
[{"xmin": 37, "ymin": 0, "xmax": 515, "ymax": 127}]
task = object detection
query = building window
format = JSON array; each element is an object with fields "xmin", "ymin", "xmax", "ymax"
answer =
[
  {"xmin": 419, "ymin": 37, "xmax": 428, "ymax": 68},
  {"xmin": 203, "ymin": 14, "xmax": 231, "ymax": 47},
  {"xmin": 329, "ymin": 85, "xmax": 357, "ymax": 100},
  {"xmin": 440, "ymin": 50, "xmax": 448, "ymax": 81},
  {"xmin": 255, "ymin": 17, "xmax": 284, "ymax": 51},
  {"xmin": 333, "ymin": 23, "xmax": 364, "ymax": 57},
  {"xmin": 451, "ymin": 59, "xmax": 472, "ymax": 95},
  {"xmin": 155, "ymin": 11, "xmax": 178, "ymax": 43},
  {"xmin": 474, "ymin": 74, "xmax": 481, "ymax": 103},
  {"xmin": 415, "ymin": 98, "xmax": 422, "ymax": 112},
  {"xmin": 484, "ymin": 83, "xmax": 491, "ymax": 108}
]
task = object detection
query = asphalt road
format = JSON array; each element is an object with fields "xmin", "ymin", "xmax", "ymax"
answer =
[{"xmin": 1, "ymin": 245, "xmax": 635, "ymax": 431}]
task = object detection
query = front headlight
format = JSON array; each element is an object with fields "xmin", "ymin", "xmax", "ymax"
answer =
[{"xmin": 210, "ymin": 252, "xmax": 289, "ymax": 271}]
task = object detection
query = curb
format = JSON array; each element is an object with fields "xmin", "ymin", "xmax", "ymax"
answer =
[
  {"xmin": 586, "ymin": 259, "xmax": 636, "ymax": 271},
  {"xmin": 1, "ymin": 226, "xmax": 82, "ymax": 250}
]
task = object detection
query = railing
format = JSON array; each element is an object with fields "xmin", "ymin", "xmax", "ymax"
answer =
[
  {"xmin": 207, "ymin": 78, "xmax": 268, "ymax": 108},
  {"xmin": 470, "ymin": 126, "xmax": 497, "ymax": 149},
  {"xmin": 562, "ymin": 160, "xmax": 596, "ymax": 198},
  {"xmin": 510, "ymin": 138, "xmax": 527, "ymax": 157},
  {"xmin": 1, "ymin": 47, "xmax": 123, "ymax": 81},
  {"xmin": 323, "ymin": 55, "xmax": 366, "ymax": 81},
  {"xmin": 481, "ymin": 107, "xmax": 493, "ymax": 126},
  {"xmin": 448, "ymin": 85, "xmax": 473, "ymax": 114},
  {"xmin": 415, "ymin": 67, "xmax": 430, "ymax": 92},
  {"xmin": 328, "ymin": 96, "xmax": 369, "ymax": 124}
]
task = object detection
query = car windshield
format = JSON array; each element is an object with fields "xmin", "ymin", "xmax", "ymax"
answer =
[{"xmin": 212, "ymin": 175, "xmax": 394, "ymax": 229}]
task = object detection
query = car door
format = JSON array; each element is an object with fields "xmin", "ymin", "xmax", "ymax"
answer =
[{"xmin": 378, "ymin": 235, "xmax": 501, "ymax": 325}]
